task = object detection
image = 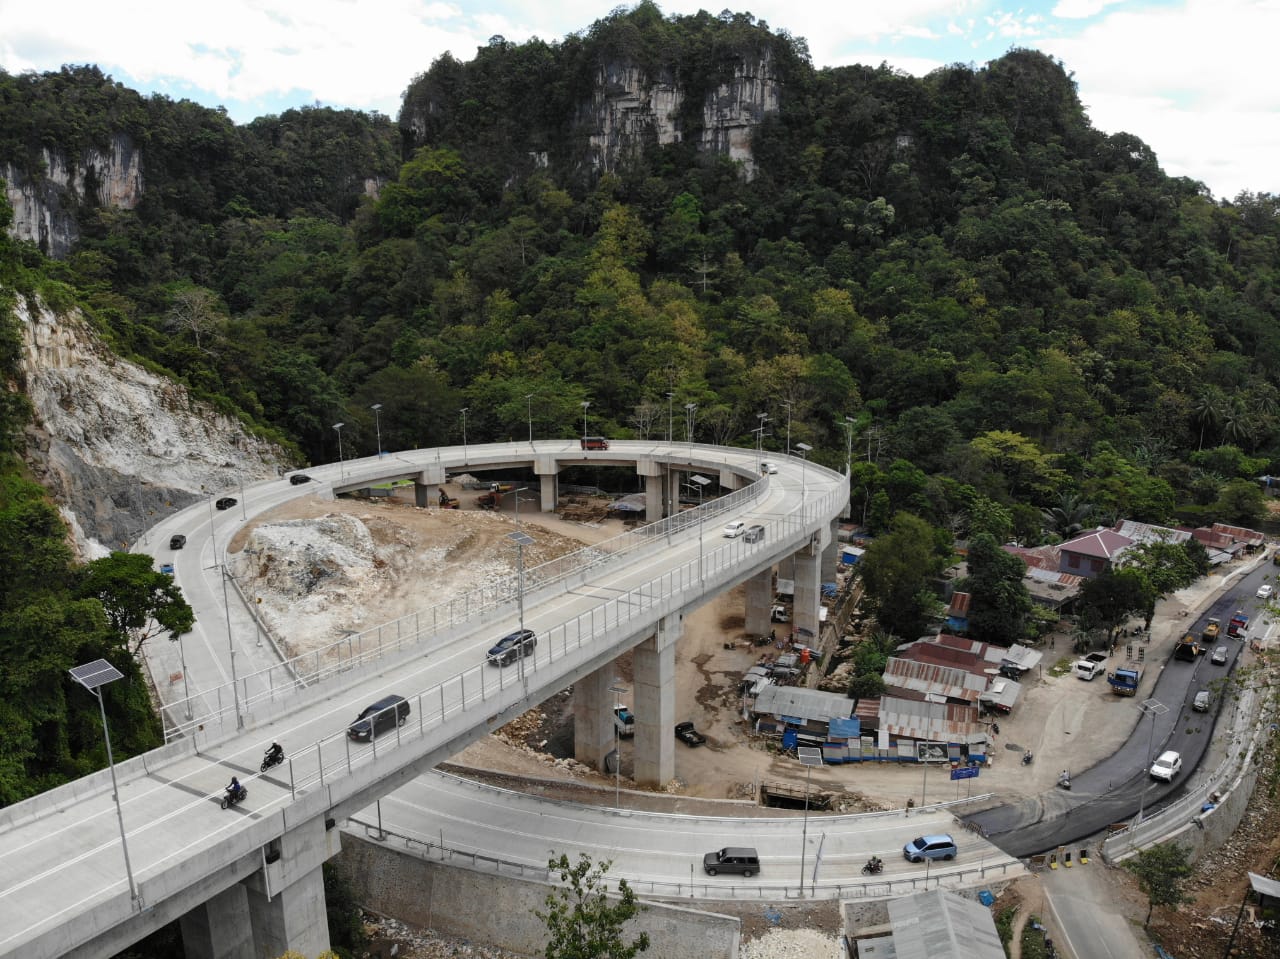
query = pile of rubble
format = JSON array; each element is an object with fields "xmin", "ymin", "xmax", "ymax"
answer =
[
  {"xmin": 558, "ymin": 496, "xmax": 611, "ymax": 524},
  {"xmin": 363, "ymin": 914, "xmax": 527, "ymax": 959},
  {"xmin": 739, "ymin": 928, "xmax": 843, "ymax": 959}
]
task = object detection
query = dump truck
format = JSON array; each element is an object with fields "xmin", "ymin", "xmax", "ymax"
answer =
[
  {"xmin": 1202, "ymin": 617, "xmax": 1221, "ymax": 642},
  {"xmin": 1108, "ymin": 662, "xmax": 1143, "ymax": 696},
  {"xmin": 1228, "ymin": 611, "xmax": 1250, "ymax": 637}
]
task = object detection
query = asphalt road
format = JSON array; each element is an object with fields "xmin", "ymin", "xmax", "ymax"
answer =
[{"xmin": 969, "ymin": 556, "xmax": 1268, "ymax": 858}]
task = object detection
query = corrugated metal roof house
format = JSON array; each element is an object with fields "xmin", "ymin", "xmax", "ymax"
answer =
[
  {"xmin": 878, "ymin": 695, "xmax": 987, "ymax": 745},
  {"xmin": 883, "ymin": 658, "xmax": 986, "ymax": 704}
]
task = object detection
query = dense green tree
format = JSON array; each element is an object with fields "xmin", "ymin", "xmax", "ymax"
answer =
[
  {"xmin": 1078, "ymin": 567, "xmax": 1157, "ymax": 639},
  {"xmin": 1212, "ymin": 478, "xmax": 1267, "ymax": 527},
  {"xmin": 75, "ymin": 552, "xmax": 195, "ymax": 654},
  {"xmin": 958, "ymin": 533, "xmax": 1032, "ymax": 646},
  {"xmin": 1123, "ymin": 842, "xmax": 1194, "ymax": 927},
  {"xmin": 858, "ymin": 512, "xmax": 952, "ymax": 638},
  {"xmin": 537, "ymin": 853, "xmax": 649, "ymax": 959}
]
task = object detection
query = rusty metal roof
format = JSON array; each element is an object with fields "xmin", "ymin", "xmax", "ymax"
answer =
[
  {"xmin": 883, "ymin": 658, "xmax": 985, "ymax": 702},
  {"xmin": 879, "ymin": 695, "xmax": 985, "ymax": 743}
]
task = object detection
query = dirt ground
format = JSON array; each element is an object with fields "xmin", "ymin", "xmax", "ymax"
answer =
[{"xmin": 231, "ymin": 487, "xmax": 1280, "ymax": 956}]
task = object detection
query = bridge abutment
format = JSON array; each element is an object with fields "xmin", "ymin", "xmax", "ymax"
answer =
[{"xmin": 633, "ymin": 614, "xmax": 680, "ymax": 787}]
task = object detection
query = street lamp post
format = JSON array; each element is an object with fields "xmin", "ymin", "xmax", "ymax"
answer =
[
  {"xmin": 843, "ymin": 415, "xmax": 855, "ymax": 476},
  {"xmin": 755, "ymin": 412, "xmax": 768, "ymax": 470},
  {"xmin": 69, "ymin": 660, "xmax": 139, "ymax": 905},
  {"xmin": 685, "ymin": 402, "xmax": 697, "ymax": 457},
  {"xmin": 333, "ymin": 422, "xmax": 346, "ymax": 479},
  {"xmin": 690, "ymin": 474, "xmax": 710, "ymax": 582},
  {"xmin": 371, "ymin": 403, "xmax": 383, "ymax": 457},
  {"xmin": 581, "ymin": 400, "xmax": 591, "ymax": 439},
  {"xmin": 526, "ymin": 394, "xmax": 534, "ymax": 445},
  {"xmin": 171, "ymin": 632, "xmax": 192, "ymax": 721},
  {"xmin": 797, "ymin": 746, "xmax": 823, "ymax": 897},
  {"xmin": 609, "ymin": 681, "xmax": 629, "ymax": 809},
  {"xmin": 782, "ymin": 401, "xmax": 793, "ymax": 456},
  {"xmin": 795, "ymin": 443, "xmax": 812, "ymax": 523},
  {"xmin": 460, "ymin": 408, "xmax": 469, "ymax": 461},
  {"xmin": 509, "ymin": 530, "xmax": 535, "ymax": 698},
  {"xmin": 666, "ymin": 392, "xmax": 674, "ymax": 443},
  {"xmin": 1136, "ymin": 698, "xmax": 1169, "ymax": 832}
]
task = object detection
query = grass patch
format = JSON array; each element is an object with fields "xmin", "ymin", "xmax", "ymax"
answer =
[
  {"xmin": 1047, "ymin": 658, "xmax": 1075, "ymax": 678},
  {"xmin": 1020, "ymin": 914, "xmax": 1056, "ymax": 958}
]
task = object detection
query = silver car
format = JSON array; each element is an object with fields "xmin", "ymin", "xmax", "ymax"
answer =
[{"xmin": 1211, "ymin": 645, "xmax": 1228, "ymax": 665}]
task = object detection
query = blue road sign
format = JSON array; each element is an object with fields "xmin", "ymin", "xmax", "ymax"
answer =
[{"xmin": 950, "ymin": 765, "xmax": 979, "ymax": 780}]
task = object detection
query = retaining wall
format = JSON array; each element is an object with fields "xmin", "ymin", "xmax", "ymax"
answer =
[{"xmin": 333, "ymin": 834, "xmax": 742, "ymax": 959}]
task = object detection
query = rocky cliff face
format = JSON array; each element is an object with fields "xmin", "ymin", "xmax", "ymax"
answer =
[
  {"xmin": 3, "ymin": 133, "xmax": 143, "ymax": 259},
  {"xmin": 14, "ymin": 293, "xmax": 290, "ymax": 556},
  {"xmin": 583, "ymin": 51, "xmax": 779, "ymax": 178}
]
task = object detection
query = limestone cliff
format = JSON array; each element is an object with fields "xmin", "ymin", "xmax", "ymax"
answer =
[
  {"xmin": 3, "ymin": 133, "xmax": 143, "ymax": 259},
  {"xmin": 13, "ymin": 293, "xmax": 290, "ymax": 556}
]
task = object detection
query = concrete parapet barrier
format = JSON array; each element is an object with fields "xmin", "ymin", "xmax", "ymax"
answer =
[
  {"xmin": 334, "ymin": 832, "xmax": 741, "ymax": 959},
  {"xmin": 0, "ymin": 736, "xmax": 195, "ymax": 831}
]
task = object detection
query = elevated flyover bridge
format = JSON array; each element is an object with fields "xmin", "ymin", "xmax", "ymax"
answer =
[{"xmin": 0, "ymin": 441, "xmax": 857, "ymax": 959}]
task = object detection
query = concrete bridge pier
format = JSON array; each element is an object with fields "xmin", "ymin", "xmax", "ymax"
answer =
[
  {"xmin": 535, "ymin": 456, "xmax": 560, "ymax": 513},
  {"xmin": 242, "ymin": 816, "xmax": 337, "ymax": 959},
  {"xmin": 792, "ymin": 524, "xmax": 829, "ymax": 643},
  {"xmin": 573, "ymin": 666, "xmax": 617, "ymax": 773},
  {"xmin": 179, "ymin": 884, "xmax": 254, "ymax": 959},
  {"xmin": 413, "ymin": 466, "xmax": 446, "ymax": 509},
  {"xmin": 745, "ymin": 568, "xmax": 772, "ymax": 638},
  {"xmin": 823, "ymin": 519, "xmax": 840, "ymax": 581},
  {"xmin": 633, "ymin": 614, "xmax": 680, "ymax": 787},
  {"xmin": 638, "ymin": 459, "xmax": 664, "ymax": 520}
]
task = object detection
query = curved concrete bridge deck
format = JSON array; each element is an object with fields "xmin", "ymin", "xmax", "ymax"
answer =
[{"xmin": 0, "ymin": 441, "xmax": 861, "ymax": 958}]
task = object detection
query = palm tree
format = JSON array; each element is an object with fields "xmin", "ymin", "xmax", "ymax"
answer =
[
  {"xmin": 1191, "ymin": 389, "xmax": 1225, "ymax": 451},
  {"xmin": 1041, "ymin": 492, "xmax": 1093, "ymax": 539}
]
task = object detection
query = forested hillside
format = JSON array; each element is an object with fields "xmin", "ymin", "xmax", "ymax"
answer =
[{"xmin": 1, "ymin": 5, "xmax": 1280, "ymax": 803}]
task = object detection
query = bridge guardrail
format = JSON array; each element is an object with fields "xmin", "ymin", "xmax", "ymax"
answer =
[
  {"xmin": 163, "ymin": 450, "xmax": 842, "ymax": 740},
  {"xmin": 345, "ymin": 815, "xmax": 1021, "ymax": 902}
]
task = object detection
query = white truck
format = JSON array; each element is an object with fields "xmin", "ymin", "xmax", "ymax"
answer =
[
  {"xmin": 1074, "ymin": 651, "xmax": 1108, "ymax": 680},
  {"xmin": 613, "ymin": 706, "xmax": 635, "ymax": 738}
]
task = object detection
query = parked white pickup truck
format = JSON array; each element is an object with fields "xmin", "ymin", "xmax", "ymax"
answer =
[{"xmin": 1074, "ymin": 652, "xmax": 1108, "ymax": 680}]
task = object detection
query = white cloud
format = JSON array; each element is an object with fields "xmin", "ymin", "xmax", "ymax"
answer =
[
  {"xmin": 1043, "ymin": 0, "xmax": 1280, "ymax": 197},
  {"xmin": 1051, "ymin": 0, "xmax": 1124, "ymax": 18}
]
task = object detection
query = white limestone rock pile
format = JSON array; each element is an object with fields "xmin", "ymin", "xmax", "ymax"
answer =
[{"xmin": 739, "ymin": 927, "xmax": 843, "ymax": 959}]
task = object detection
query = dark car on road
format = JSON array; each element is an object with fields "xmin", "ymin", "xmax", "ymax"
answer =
[
  {"xmin": 702, "ymin": 847, "xmax": 759, "ymax": 877},
  {"xmin": 675, "ymin": 721, "xmax": 707, "ymax": 746},
  {"xmin": 347, "ymin": 694, "xmax": 410, "ymax": 741},
  {"xmin": 215, "ymin": 497, "xmax": 237, "ymax": 510},
  {"xmin": 169, "ymin": 534, "xmax": 187, "ymax": 549},
  {"xmin": 487, "ymin": 628, "xmax": 537, "ymax": 666},
  {"xmin": 289, "ymin": 474, "xmax": 311, "ymax": 485}
]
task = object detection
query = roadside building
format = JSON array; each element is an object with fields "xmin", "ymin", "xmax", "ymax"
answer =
[{"xmin": 850, "ymin": 888, "xmax": 1005, "ymax": 958}]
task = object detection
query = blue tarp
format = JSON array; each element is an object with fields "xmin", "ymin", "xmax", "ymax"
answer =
[{"xmin": 828, "ymin": 717, "xmax": 861, "ymax": 738}]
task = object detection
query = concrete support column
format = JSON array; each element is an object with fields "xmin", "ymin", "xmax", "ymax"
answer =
[
  {"xmin": 793, "ymin": 544, "xmax": 823, "ymax": 645},
  {"xmin": 534, "ymin": 455, "xmax": 561, "ymax": 513},
  {"xmin": 414, "ymin": 482, "xmax": 438, "ymax": 508},
  {"xmin": 667, "ymin": 468, "xmax": 682, "ymax": 515},
  {"xmin": 245, "ymin": 862, "xmax": 329, "ymax": 959},
  {"xmin": 242, "ymin": 815, "xmax": 338, "ymax": 959},
  {"xmin": 179, "ymin": 883, "xmax": 254, "ymax": 959},
  {"xmin": 573, "ymin": 666, "xmax": 616, "ymax": 772},
  {"xmin": 745, "ymin": 568, "xmax": 773, "ymax": 639},
  {"xmin": 822, "ymin": 519, "xmax": 840, "ymax": 582},
  {"xmin": 644, "ymin": 473, "xmax": 663, "ymax": 521},
  {"xmin": 634, "ymin": 615, "xmax": 681, "ymax": 787}
]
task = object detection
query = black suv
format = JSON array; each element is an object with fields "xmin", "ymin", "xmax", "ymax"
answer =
[
  {"xmin": 289, "ymin": 474, "xmax": 311, "ymax": 485},
  {"xmin": 347, "ymin": 694, "xmax": 411, "ymax": 741},
  {"xmin": 487, "ymin": 629, "xmax": 537, "ymax": 666},
  {"xmin": 169, "ymin": 534, "xmax": 187, "ymax": 550},
  {"xmin": 215, "ymin": 497, "xmax": 237, "ymax": 510}
]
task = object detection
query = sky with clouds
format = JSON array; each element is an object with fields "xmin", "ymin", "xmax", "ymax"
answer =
[{"xmin": 0, "ymin": 0, "xmax": 1275, "ymax": 201}]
